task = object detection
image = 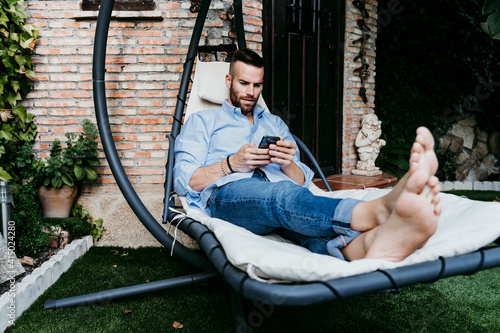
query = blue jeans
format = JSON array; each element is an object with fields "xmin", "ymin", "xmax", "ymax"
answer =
[{"xmin": 207, "ymin": 172, "xmax": 362, "ymax": 260}]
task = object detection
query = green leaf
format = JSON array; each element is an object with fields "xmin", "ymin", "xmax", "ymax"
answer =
[
  {"xmin": 23, "ymin": 24, "xmax": 37, "ymax": 37},
  {"xmin": 12, "ymin": 105, "xmax": 27, "ymax": 123},
  {"xmin": 74, "ymin": 165, "xmax": 85, "ymax": 180},
  {"xmin": 62, "ymin": 173, "xmax": 74, "ymax": 187},
  {"xmin": 0, "ymin": 167, "xmax": 13, "ymax": 181},
  {"xmin": 11, "ymin": 80, "xmax": 20, "ymax": 92},
  {"xmin": 94, "ymin": 218, "xmax": 103, "ymax": 227},
  {"xmin": 0, "ymin": 129, "xmax": 13, "ymax": 141},
  {"xmin": 483, "ymin": 0, "xmax": 500, "ymax": 14},
  {"xmin": 51, "ymin": 176, "xmax": 62, "ymax": 188},
  {"xmin": 85, "ymin": 167, "xmax": 98, "ymax": 181},
  {"xmin": 483, "ymin": 0, "xmax": 500, "ymax": 36},
  {"xmin": 14, "ymin": 54, "xmax": 26, "ymax": 67},
  {"xmin": 6, "ymin": 92, "xmax": 20, "ymax": 108}
]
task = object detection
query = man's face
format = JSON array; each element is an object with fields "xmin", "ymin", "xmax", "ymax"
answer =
[{"xmin": 226, "ymin": 61, "xmax": 264, "ymax": 114}]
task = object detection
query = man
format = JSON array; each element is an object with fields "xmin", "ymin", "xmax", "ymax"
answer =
[{"xmin": 174, "ymin": 49, "xmax": 441, "ymax": 262}]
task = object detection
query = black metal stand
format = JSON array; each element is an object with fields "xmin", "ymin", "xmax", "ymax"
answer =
[{"xmin": 45, "ymin": 271, "xmax": 218, "ymax": 310}]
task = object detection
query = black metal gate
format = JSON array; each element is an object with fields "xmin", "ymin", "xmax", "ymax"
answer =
[{"xmin": 263, "ymin": 0, "xmax": 345, "ymax": 175}]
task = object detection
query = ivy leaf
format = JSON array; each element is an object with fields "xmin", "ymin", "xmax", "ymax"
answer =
[
  {"xmin": 6, "ymin": 92, "xmax": 20, "ymax": 108},
  {"xmin": 2, "ymin": 58, "xmax": 15, "ymax": 75},
  {"xmin": 0, "ymin": 12, "xmax": 9, "ymax": 28},
  {"xmin": 0, "ymin": 129, "xmax": 13, "ymax": 141},
  {"xmin": 14, "ymin": 54, "xmax": 26, "ymax": 67},
  {"xmin": 24, "ymin": 69, "xmax": 36, "ymax": 79},
  {"xmin": 11, "ymin": 80, "xmax": 20, "ymax": 92},
  {"xmin": 12, "ymin": 105, "xmax": 27, "ymax": 123}
]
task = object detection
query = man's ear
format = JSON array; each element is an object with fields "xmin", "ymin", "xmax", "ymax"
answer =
[{"xmin": 225, "ymin": 74, "xmax": 232, "ymax": 90}]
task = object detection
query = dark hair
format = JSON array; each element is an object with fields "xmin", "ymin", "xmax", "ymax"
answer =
[{"xmin": 229, "ymin": 49, "xmax": 264, "ymax": 75}]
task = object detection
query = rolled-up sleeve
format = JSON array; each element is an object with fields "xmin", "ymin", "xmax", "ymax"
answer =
[{"xmin": 173, "ymin": 114, "xmax": 209, "ymax": 199}]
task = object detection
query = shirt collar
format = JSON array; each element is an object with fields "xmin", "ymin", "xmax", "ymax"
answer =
[{"xmin": 222, "ymin": 99, "xmax": 266, "ymax": 120}]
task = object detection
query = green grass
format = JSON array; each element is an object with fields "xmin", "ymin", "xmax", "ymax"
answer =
[
  {"xmin": 8, "ymin": 191, "xmax": 500, "ymax": 332},
  {"xmin": 442, "ymin": 190, "xmax": 500, "ymax": 202}
]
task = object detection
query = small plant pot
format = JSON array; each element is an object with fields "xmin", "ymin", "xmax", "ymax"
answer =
[{"xmin": 38, "ymin": 185, "xmax": 79, "ymax": 218}]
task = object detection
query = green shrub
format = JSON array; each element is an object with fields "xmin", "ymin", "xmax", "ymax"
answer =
[
  {"xmin": 11, "ymin": 178, "xmax": 47, "ymax": 256},
  {"xmin": 375, "ymin": 139, "xmax": 411, "ymax": 179},
  {"xmin": 42, "ymin": 217, "xmax": 91, "ymax": 238},
  {"xmin": 39, "ymin": 119, "xmax": 100, "ymax": 188},
  {"xmin": 375, "ymin": 0, "xmax": 500, "ymax": 178},
  {"xmin": 72, "ymin": 204, "xmax": 106, "ymax": 241}
]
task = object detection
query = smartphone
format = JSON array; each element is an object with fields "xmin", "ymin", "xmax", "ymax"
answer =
[{"xmin": 258, "ymin": 136, "xmax": 280, "ymax": 148}]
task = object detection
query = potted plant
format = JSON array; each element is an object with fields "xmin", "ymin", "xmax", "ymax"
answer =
[{"xmin": 37, "ymin": 119, "xmax": 100, "ymax": 217}]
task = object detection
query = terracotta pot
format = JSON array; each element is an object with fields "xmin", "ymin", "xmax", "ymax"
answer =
[{"xmin": 38, "ymin": 185, "xmax": 79, "ymax": 218}]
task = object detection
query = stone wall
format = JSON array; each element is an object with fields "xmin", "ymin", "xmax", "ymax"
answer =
[{"xmin": 440, "ymin": 115, "xmax": 500, "ymax": 181}]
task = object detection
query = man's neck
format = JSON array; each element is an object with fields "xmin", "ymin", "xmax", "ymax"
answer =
[{"xmin": 242, "ymin": 110, "xmax": 254, "ymax": 124}]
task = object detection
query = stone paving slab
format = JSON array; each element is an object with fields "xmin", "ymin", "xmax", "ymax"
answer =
[{"xmin": 439, "ymin": 181, "xmax": 500, "ymax": 192}]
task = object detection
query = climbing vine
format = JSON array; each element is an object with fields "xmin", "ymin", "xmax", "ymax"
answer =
[{"xmin": 0, "ymin": 0, "xmax": 38, "ymax": 181}]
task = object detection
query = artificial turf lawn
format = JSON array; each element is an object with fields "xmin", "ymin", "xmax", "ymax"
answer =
[
  {"xmin": 9, "ymin": 249, "xmax": 500, "ymax": 332},
  {"xmin": 8, "ymin": 191, "xmax": 500, "ymax": 332}
]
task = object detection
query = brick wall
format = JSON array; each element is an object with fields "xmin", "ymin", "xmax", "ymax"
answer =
[
  {"xmin": 342, "ymin": 0, "xmax": 378, "ymax": 173},
  {"xmin": 24, "ymin": 0, "xmax": 263, "ymax": 195},
  {"xmin": 25, "ymin": 0, "xmax": 375, "ymax": 190}
]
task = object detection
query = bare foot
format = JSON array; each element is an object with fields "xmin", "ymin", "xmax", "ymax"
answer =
[
  {"xmin": 363, "ymin": 182, "xmax": 440, "ymax": 261},
  {"xmin": 362, "ymin": 127, "xmax": 441, "ymax": 261},
  {"xmin": 406, "ymin": 127, "xmax": 438, "ymax": 193},
  {"xmin": 382, "ymin": 127, "xmax": 438, "ymax": 215}
]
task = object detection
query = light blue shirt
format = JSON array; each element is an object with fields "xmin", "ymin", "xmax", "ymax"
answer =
[{"xmin": 174, "ymin": 100, "xmax": 314, "ymax": 214}]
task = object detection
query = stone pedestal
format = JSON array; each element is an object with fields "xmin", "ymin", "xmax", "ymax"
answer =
[{"xmin": 351, "ymin": 169, "xmax": 383, "ymax": 176}]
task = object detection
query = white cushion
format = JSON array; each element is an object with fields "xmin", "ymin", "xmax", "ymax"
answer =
[
  {"xmin": 197, "ymin": 61, "xmax": 231, "ymax": 104},
  {"xmin": 181, "ymin": 186, "xmax": 500, "ymax": 282}
]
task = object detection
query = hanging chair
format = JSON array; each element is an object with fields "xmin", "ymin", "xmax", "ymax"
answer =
[{"xmin": 45, "ymin": 1, "xmax": 500, "ymax": 331}]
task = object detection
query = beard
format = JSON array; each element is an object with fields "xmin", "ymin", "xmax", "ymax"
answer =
[{"xmin": 229, "ymin": 84, "xmax": 258, "ymax": 114}]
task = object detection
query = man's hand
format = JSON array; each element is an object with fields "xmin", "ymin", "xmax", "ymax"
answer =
[
  {"xmin": 229, "ymin": 142, "xmax": 272, "ymax": 173},
  {"xmin": 268, "ymin": 136, "xmax": 305, "ymax": 185},
  {"xmin": 268, "ymin": 136, "xmax": 296, "ymax": 167}
]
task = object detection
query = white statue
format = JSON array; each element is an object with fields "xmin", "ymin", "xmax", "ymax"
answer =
[{"xmin": 352, "ymin": 114, "xmax": 386, "ymax": 176}]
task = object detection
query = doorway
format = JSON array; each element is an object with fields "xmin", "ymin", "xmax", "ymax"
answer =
[{"xmin": 263, "ymin": 0, "xmax": 345, "ymax": 175}]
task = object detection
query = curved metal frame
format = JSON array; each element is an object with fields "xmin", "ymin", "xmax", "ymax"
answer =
[{"xmin": 46, "ymin": 0, "xmax": 500, "ymax": 325}]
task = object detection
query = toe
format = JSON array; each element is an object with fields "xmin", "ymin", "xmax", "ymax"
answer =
[{"xmin": 416, "ymin": 127, "xmax": 435, "ymax": 150}]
